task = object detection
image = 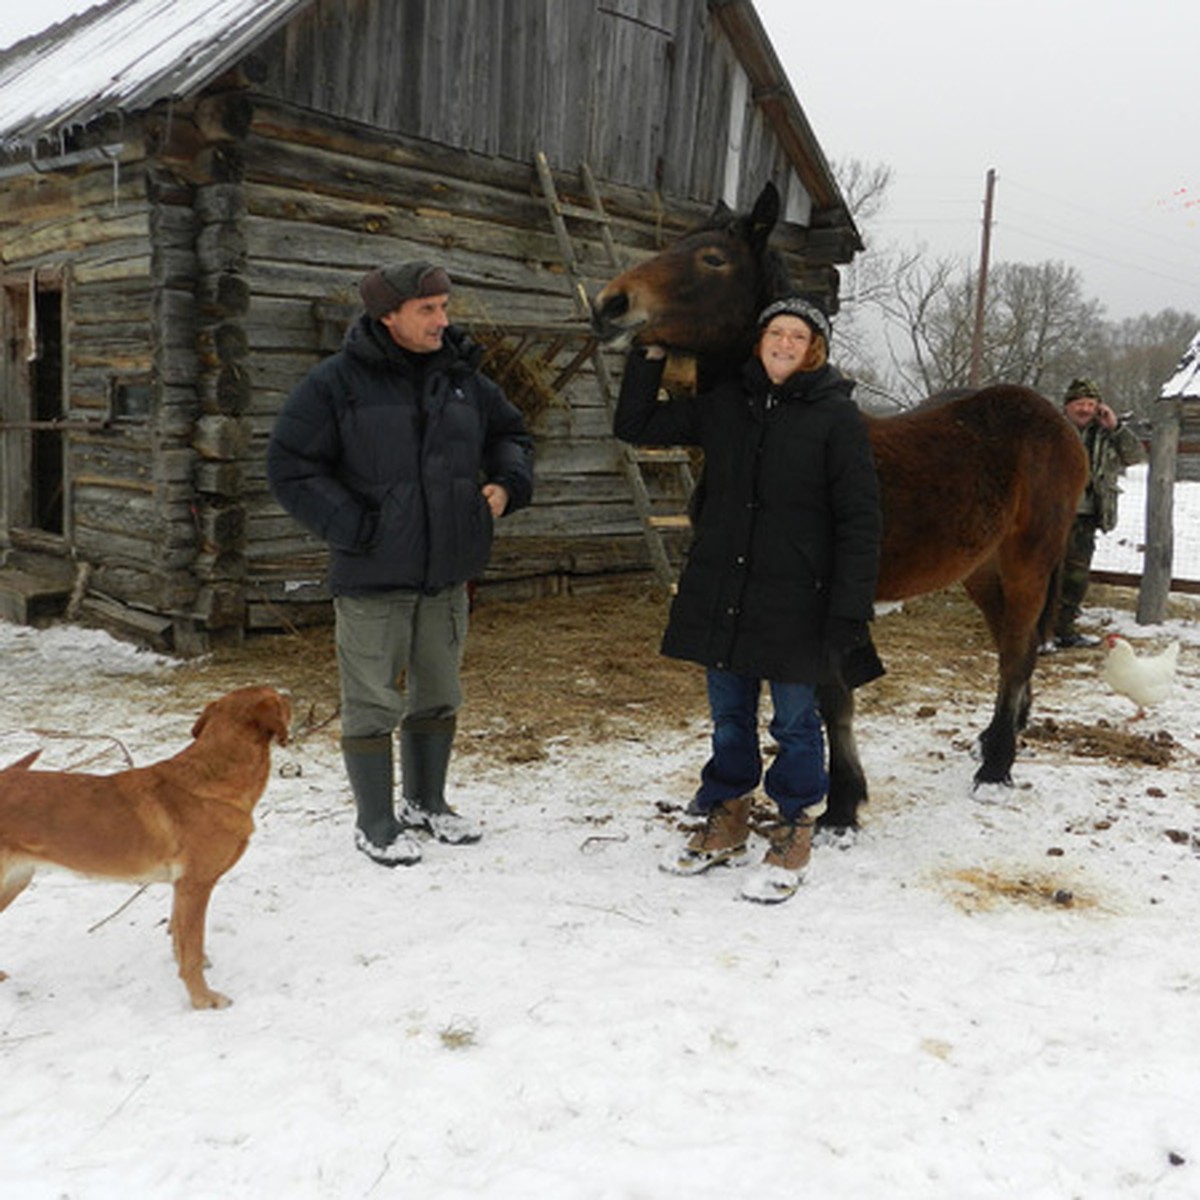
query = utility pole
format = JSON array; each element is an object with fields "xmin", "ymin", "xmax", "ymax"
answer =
[{"xmin": 967, "ymin": 167, "xmax": 996, "ymax": 387}]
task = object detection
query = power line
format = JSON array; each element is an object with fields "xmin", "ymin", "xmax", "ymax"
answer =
[
  {"xmin": 1004, "ymin": 176, "xmax": 1197, "ymax": 253},
  {"xmin": 997, "ymin": 220, "xmax": 1200, "ymax": 298}
]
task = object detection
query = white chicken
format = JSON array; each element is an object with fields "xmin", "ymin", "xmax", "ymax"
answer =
[{"xmin": 1100, "ymin": 635, "xmax": 1179, "ymax": 720}]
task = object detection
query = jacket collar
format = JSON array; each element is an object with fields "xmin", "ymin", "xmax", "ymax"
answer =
[
  {"xmin": 344, "ymin": 316, "xmax": 480, "ymax": 377},
  {"xmin": 741, "ymin": 357, "xmax": 841, "ymax": 404}
]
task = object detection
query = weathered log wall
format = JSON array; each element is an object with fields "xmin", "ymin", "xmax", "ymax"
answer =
[
  {"xmin": 229, "ymin": 97, "xmax": 674, "ymax": 627},
  {"xmin": 0, "ymin": 135, "xmax": 207, "ymax": 629}
]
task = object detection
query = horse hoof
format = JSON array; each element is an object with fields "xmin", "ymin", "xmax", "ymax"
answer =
[
  {"xmin": 814, "ymin": 824, "xmax": 858, "ymax": 849},
  {"xmin": 971, "ymin": 780, "xmax": 1017, "ymax": 807}
]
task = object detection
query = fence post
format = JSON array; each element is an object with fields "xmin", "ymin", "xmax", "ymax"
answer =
[{"xmin": 1137, "ymin": 398, "xmax": 1180, "ymax": 624}]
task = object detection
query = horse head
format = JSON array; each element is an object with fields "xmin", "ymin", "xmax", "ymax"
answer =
[{"xmin": 591, "ymin": 182, "xmax": 790, "ymax": 373}]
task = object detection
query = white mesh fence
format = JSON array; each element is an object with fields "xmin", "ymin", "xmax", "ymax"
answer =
[{"xmin": 1092, "ymin": 463, "xmax": 1200, "ymax": 585}]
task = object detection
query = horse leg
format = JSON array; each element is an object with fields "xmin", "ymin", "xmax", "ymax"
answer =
[
  {"xmin": 963, "ymin": 561, "xmax": 1044, "ymax": 787},
  {"xmin": 817, "ymin": 679, "xmax": 866, "ymax": 828},
  {"xmin": 1037, "ymin": 559, "xmax": 1066, "ymax": 647}
]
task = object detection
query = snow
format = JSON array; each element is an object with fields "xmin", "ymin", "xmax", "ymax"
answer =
[
  {"xmin": 0, "ymin": 0, "xmax": 91, "ymax": 52},
  {"xmin": 1160, "ymin": 332, "xmax": 1200, "ymax": 401},
  {"xmin": 0, "ymin": 1, "xmax": 298, "ymax": 152},
  {"xmin": 1, "ymin": 578, "xmax": 1198, "ymax": 1197}
]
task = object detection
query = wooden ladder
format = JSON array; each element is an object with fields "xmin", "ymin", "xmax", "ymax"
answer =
[{"xmin": 534, "ymin": 151, "xmax": 693, "ymax": 589}]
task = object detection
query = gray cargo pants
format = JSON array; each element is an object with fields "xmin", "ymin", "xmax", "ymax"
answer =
[{"xmin": 334, "ymin": 584, "xmax": 469, "ymax": 739}]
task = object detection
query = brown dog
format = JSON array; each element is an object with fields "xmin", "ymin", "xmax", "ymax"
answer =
[{"xmin": 0, "ymin": 685, "xmax": 290, "ymax": 1009}]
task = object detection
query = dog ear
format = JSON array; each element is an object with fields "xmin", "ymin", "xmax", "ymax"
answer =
[
  {"xmin": 191, "ymin": 702, "xmax": 215, "ymax": 740},
  {"xmin": 3, "ymin": 748, "xmax": 42, "ymax": 771},
  {"xmin": 256, "ymin": 691, "xmax": 291, "ymax": 746}
]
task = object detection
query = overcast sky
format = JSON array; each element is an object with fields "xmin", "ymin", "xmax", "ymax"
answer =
[
  {"xmin": 3, "ymin": 0, "xmax": 1197, "ymax": 325},
  {"xmin": 755, "ymin": 0, "xmax": 1200, "ymax": 323}
]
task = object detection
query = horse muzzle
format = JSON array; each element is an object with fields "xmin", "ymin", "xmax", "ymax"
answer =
[{"xmin": 590, "ymin": 288, "xmax": 645, "ymax": 346}]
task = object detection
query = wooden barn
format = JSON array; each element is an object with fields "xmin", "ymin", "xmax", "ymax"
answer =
[{"xmin": 0, "ymin": 0, "xmax": 861, "ymax": 652}]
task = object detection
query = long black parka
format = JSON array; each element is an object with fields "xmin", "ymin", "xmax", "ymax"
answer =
[
  {"xmin": 615, "ymin": 349, "xmax": 881, "ymax": 683},
  {"xmin": 268, "ymin": 316, "xmax": 533, "ymax": 596}
]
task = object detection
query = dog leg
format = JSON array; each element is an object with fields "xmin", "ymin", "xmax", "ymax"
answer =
[
  {"xmin": 0, "ymin": 862, "xmax": 36, "ymax": 983},
  {"xmin": 170, "ymin": 879, "xmax": 229, "ymax": 1009}
]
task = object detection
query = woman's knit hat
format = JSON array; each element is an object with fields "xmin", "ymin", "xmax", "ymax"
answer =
[
  {"xmin": 359, "ymin": 261, "xmax": 452, "ymax": 319},
  {"xmin": 757, "ymin": 295, "xmax": 832, "ymax": 345}
]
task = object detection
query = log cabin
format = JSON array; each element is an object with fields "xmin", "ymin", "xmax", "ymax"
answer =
[{"xmin": 0, "ymin": 0, "xmax": 861, "ymax": 651}]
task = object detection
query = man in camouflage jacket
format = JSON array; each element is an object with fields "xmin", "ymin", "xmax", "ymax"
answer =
[{"xmin": 1051, "ymin": 377, "xmax": 1145, "ymax": 648}]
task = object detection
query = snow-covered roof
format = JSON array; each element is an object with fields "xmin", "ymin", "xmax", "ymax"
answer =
[
  {"xmin": 0, "ymin": 0, "xmax": 309, "ymax": 155},
  {"xmin": 1160, "ymin": 331, "xmax": 1200, "ymax": 400}
]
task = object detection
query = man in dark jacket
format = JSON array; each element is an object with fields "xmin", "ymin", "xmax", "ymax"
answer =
[
  {"xmin": 268, "ymin": 262, "xmax": 533, "ymax": 866},
  {"xmin": 615, "ymin": 295, "xmax": 882, "ymax": 904}
]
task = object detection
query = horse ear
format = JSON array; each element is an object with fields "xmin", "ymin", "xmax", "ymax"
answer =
[
  {"xmin": 747, "ymin": 182, "xmax": 781, "ymax": 250},
  {"xmin": 707, "ymin": 197, "xmax": 735, "ymax": 227}
]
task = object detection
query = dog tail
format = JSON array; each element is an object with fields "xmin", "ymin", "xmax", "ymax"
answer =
[{"xmin": 2, "ymin": 749, "xmax": 42, "ymax": 772}]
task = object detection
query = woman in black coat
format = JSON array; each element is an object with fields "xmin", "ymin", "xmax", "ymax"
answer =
[{"xmin": 614, "ymin": 296, "xmax": 882, "ymax": 903}]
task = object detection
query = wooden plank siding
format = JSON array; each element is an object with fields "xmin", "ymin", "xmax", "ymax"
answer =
[{"xmin": 255, "ymin": 0, "xmax": 797, "ymax": 210}]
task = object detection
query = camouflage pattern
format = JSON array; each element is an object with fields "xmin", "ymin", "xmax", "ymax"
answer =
[
  {"xmin": 1055, "ymin": 516, "xmax": 1098, "ymax": 639},
  {"xmin": 1080, "ymin": 421, "xmax": 1145, "ymax": 532},
  {"xmin": 1052, "ymin": 385, "xmax": 1145, "ymax": 638},
  {"xmin": 1062, "ymin": 377, "xmax": 1103, "ymax": 404}
]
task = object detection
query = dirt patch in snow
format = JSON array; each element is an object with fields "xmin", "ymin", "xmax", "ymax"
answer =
[
  {"xmin": 940, "ymin": 866, "xmax": 1098, "ymax": 914},
  {"xmin": 1022, "ymin": 717, "xmax": 1176, "ymax": 767},
  {"xmin": 162, "ymin": 579, "xmax": 1170, "ymax": 769}
]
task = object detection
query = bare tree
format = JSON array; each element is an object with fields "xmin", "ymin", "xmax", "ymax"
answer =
[
  {"xmin": 873, "ymin": 256, "xmax": 1103, "ymax": 397},
  {"xmin": 980, "ymin": 261, "xmax": 1103, "ymax": 389},
  {"xmin": 1066, "ymin": 309, "xmax": 1198, "ymax": 419},
  {"xmin": 834, "ymin": 158, "xmax": 893, "ymax": 229},
  {"xmin": 831, "ymin": 158, "xmax": 1197, "ymax": 411},
  {"xmin": 871, "ymin": 252, "xmax": 969, "ymax": 397},
  {"xmin": 828, "ymin": 159, "xmax": 906, "ymax": 392}
]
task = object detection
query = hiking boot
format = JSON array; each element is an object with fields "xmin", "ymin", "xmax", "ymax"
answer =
[
  {"xmin": 740, "ymin": 815, "xmax": 816, "ymax": 904},
  {"xmin": 1055, "ymin": 632, "xmax": 1100, "ymax": 650},
  {"xmin": 354, "ymin": 826, "xmax": 422, "ymax": 867},
  {"xmin": 398, "ymin": 799, "xmax": 482, "ymax": 845},
  {"xmin": 660, "ymin": 795, "xmax": 753, "ymax": 875}
]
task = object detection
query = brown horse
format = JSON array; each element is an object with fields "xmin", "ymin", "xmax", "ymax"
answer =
[{"xmin": 592, "ymin": 183, "xmax": 1088, "ymax": 828}]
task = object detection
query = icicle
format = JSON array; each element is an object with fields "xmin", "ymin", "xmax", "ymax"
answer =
[
  {"xmin": 26, "ymin": 268, "xmax": 39, "ymax": 363},
  {"xmin": 103, "ymin": 144, "xmax": 121, "ymax": 211}
]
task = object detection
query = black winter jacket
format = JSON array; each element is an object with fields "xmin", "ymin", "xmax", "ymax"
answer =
[
  {"xmin": 267, "ymin": 317, "xmax": 533, "ymax": 595},
  {"xmin": 615, "ymin": 350, "xmax": 882, "ymax": 684}
]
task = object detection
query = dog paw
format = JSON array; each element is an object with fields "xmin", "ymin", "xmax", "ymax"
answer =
[{"xmin": 189, "ymin": 988, "xmax": 232, "ymax": 1010}]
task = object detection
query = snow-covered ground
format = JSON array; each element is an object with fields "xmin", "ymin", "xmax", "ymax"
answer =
[{"xmin": 1, "ymin": 585, "xmax": 1198, "ymax": 1197}]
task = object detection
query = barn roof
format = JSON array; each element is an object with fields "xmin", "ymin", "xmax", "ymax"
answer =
[
  {"xmin": 1160, "ymin": 331, "xmax": 1200, "ymax": 400},
  {"xmin": 0, "ymin": 0, "xmax": 309, "ymax": 154}
]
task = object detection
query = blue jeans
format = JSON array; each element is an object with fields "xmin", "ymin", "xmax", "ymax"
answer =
[{"xmin": 694, "ymin": 669, "xmax": 828, "ymax": 822}]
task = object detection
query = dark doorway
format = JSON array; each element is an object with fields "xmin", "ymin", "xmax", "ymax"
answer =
[
  {"xmin": 31, "ymin": 286, "xmax": 65, "ymax": 534},
  {"xmin": 2, "ymin": 275, "xmax": 65, "ymax": 539}
]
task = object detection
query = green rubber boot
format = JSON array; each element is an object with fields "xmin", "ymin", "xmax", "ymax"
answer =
[
  {"xmin": 397, "ymin": 717, "xmax": 481, "ymax": 844},
  {"xmin": 342, "ymin": 735, "xmax": 421, "ymax": 866}
]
